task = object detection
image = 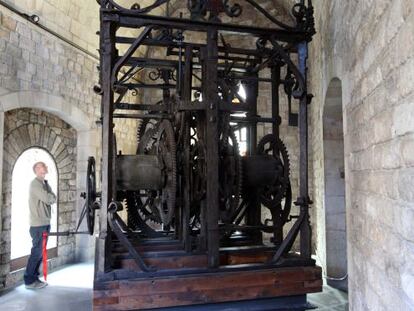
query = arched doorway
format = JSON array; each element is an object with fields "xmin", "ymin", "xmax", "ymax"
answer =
[
  {"xmin": 323, "ymin": 78, "xmax": 347, "ymax": 291},
  {"xmin": 10, "ymin": 147, "xmax": 59, "ymax": 270}
]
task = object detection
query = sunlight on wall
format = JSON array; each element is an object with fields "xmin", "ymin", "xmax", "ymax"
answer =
[{"xmin": 11, "ymin": 148, "xmax": 58, "ymax": 260}]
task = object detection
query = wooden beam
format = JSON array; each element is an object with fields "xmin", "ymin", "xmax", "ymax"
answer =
[{"xmin": 93, "ymin": 266, "xmax": 322, "ymax": 310}]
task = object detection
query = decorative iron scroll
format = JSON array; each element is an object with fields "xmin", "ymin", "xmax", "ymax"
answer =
[
  {"xmin": 222, "ymin": 0, "xmax": 242, "ymax": 17},
  {"xmin": 100, "ymin": 0, "xmax": 315, "ymax": 37},
  {"xmin": 105, "ymin": 0, "xmax": 168, "ymax": 13},
  {"xmin": 149, "ymin": 69, "xmax": 176, "ymax": 82},
  {"xmin": 269, "ymin": 36, "xmax": 306, "ymax": 99}
]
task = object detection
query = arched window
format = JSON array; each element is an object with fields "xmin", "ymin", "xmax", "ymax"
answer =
[{"xmin": 10, "ymin": 148, "xmax": 58, "ymax": 270}]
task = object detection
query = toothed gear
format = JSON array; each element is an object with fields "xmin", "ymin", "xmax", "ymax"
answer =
[
  {"xmin": 155, "ymin": 119, "xmax": 177, "ymax": 226},
  {"xmin": 131, "ymin": 119, "xmax": 177, "ymax": 226},
  {"xmin": 219, "ymin": 115, "xmax": 242, "ymax": 223},
  {"xmin": 257, "ymin": 135, "xmax": 292, "ymax": 225},
  {"xmin": 124, "ymin": 190, "xmax": 163, "ymax": 228},
  {"xmin": 137, "ymin": 119, "xmax": 160, "ymax": 154}
]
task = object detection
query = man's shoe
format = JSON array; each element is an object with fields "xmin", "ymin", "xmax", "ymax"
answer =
[
  {"xmin": 38, "ymin": 280, "xmax": 48, "ymax": 287},
  {"xmin": 25, "ymin": 281, "xmax": 47, "ymax": 289}
]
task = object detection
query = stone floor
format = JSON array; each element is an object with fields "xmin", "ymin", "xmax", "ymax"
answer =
[
  {"xmin": 310, "ymin": 285, "xmax": 348, "ymax": 310},
  {"xmin": 0, "ymin": 263, "xmax": 93, "ymax": 311},
  {"xmin": 0, "ymin": 263, "xmax": 348, "ymax": 311}
]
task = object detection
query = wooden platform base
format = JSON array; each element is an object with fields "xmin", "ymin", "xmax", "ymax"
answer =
[{"xmin": 93, "ymin": 265, "xmax": 322, "ymax": 310}]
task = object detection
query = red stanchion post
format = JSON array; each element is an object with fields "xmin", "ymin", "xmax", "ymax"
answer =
[{"xmin": 42, "ymin": 231, "xmax": 48, "ymax": 281}]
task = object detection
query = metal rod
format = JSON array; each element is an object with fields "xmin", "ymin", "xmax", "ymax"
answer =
[
  {"xmin": 297, "ymin": 41, "xmax": 311, "ymax": 259},
  {"xmin": 0, "ymin": 1, "xmax": 99, "ymax": 60},
  {"xmin": 182, "ymin": 45, "xmax": 193, "ymax": 253},
  {"xmin": 230, "ymin": 116, "xmax": 279, "ymax": 123},
  {"xmin": 113, "ymin": 113, "xmax": 170, "ymax": 119},
  {"xmin": 108, "ymin": 203, "xmax": 154, "ymax": 273},
  {"xmin": 118, "ymin": 83, "xmax": 176, "ymax": 89},
  {"xmin": 115, "ymin": 103, "xmax": 167, "ymax": 111}
]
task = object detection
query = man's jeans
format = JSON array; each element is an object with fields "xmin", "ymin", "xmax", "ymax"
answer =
[{"xmin": 24, "ymin": 225, "xmax": 50, "ymax": 285}]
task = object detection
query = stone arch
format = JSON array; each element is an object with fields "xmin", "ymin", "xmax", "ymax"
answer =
[
  {"xmin": 323, "ymin": 77, "xmax": 348, "ymax": 291},
  {"xmin": 0, "ymin": 91, "xmax": 93, "ymax": 131},
  {"xmin": 1, "ymin": 109, "xmax": 78, "ymax": 286},
  {"xmin": 0, "ymin": 92, "xmax": 100, "ymax": 287}
]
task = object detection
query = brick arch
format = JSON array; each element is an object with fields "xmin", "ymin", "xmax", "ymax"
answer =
[
  {"xmin": 4, "ymin": 125, "xmax": 74, "ymax": 176},
  {"xmin": 1, "ymin": 109, "xmax": 77, "ymax": 286}
]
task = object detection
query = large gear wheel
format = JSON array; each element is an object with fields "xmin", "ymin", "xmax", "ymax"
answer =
[
  {"xmin": 155, "ymin": 119, "xmax": 177, "ymax": 226},
  {"xmin": 127, "ymin": 119, "xmax": 177, "ymax": 227},
  {"xmin": 257, "ymin": 135, "xmax": 291, "ymax": 225},
  {"xmin": 122, "ymin": 190, "xmax": 164, "ymax": 237},
  {"xmin": 85, "ymin": 156, "xmax": 97, "ymax": 235},
  {"xmin": 218, "ymin": 116, "xmax": 242, "ymax": 223}
]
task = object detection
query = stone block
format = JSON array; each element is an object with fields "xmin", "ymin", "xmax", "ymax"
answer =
[
  {"xmin": 16, "ymin": 69, "xmax": 32, "ymax": 82},
  {"xmin": 17, "ymin": 125, "xmax": 30, "ymax": 146},
  {"xmin": 0, "ymin": 38, "xmax": 6, "ymax": 52},
  {"xmin": 398, "ymin": 168, "xmax": 414, "ymax": 202},
  {"xmin": 18, "ymin": 34, "xmax": 35, "ymax": 51},
  {"xmin": 15, "ymin": 22, "xmax": 31, "ymax": 39},
  {"xmin": 373, "ymin": 109, "xmax": 393, "ymax": 144},
  {"xmin": 384, "ymin": 0, "xmax": 404, "ymax": 43},
  {"xmin": 396, "ymin": 204, "xmax": 414, "ymax": 242},
  {"xmin": 5, "ymin": 43, "xmax": 21, "ymax": 59},
  {"xmin": 1, "ymin": 216, "xmax": 10, "ymax": 230},
  {"xmin": 0, "ymin": 62, "xmax": 8, "ymax": 75},
  {"xmin": 8, "ymin": 31, "xmax": 19, "ymax": 46},
  {"xmin": 401, "ymin": 134, "xmax": 414, "ymax": 166},
  {"xmin": 393, "ymin": 98, "xmax": 414, "ymax": 137},
  {"xmin": 396, "ymin": 17, "xmax": 414, "ymax": 63},
  {"xmin": 398, "ymin": 57, "xmax": 414, "ymax": 98},
  {"xmin": 2, "ymin": 16, "xmax": 16, "ymax": 31},
  {"xmin": 372, "ymin": 140, "xmax": 402, "ymax": 170},
  {"xmin": 33, "ymin": 124, "xmax": 40, "ymax": 146},
  {"xmin": 0, "ymin": 254, "xmax": 9, "ymax": 273}
]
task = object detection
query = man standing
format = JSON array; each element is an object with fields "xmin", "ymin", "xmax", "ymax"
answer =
[{"xmin": 24, "ymin": 161, "xmax": 57, "ymax": 289}]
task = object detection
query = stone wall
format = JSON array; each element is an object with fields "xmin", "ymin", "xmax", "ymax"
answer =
[
  {"xmin": 0, "ymin": 7, "xmax": 100, "ymax": 117},
  {"xmin": 0, "ymin": 4, "xmax": 138, "ymax": 288},
  {"xmin": 0, "ymin": 5, "xmax": 137, "ymax": 154},
  {"xmin": 0, "ymin": 0, "xmax": 167, "ymax": 57},
  {"xmin": 1, "ymin": 0, "xmax": 100, "ymax": 54},
  {"xmin": 309, "ymin": 1, "xmax": 414, "ymax": 309},
  {"xmin": 1, "ymin": 108, "xmax": 77, "ymax": 288}
]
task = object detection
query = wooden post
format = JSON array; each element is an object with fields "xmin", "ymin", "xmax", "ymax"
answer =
[
  {"xmin": 97, "ymin": 14, "xmax": 116, "ymax": 275},
  {"xmin": 205, "ymin": 27, "xmax": 220, "ymax": 268}
]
